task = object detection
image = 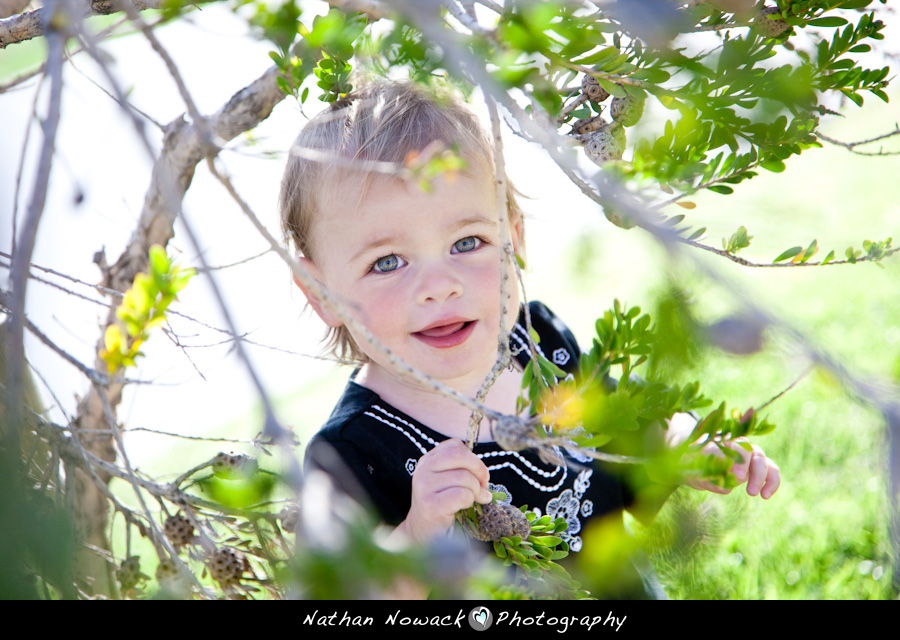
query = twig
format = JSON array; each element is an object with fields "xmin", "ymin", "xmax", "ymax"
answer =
[
  {"xmin": 674, "ymin": 238, "xmax": 900, "ymax": 269},
  {"xmin": 756, "ymin": 364, "xmax": 815, "ymax": 413},
  {"xmin": 444, "ymin": 0, "xmax": 495, "ymax": 38},
  {"xmin": 6, "ymin": 3, "xmax": 66, "ymax": 455},
  {"xmin": 192, "ymin": 249, "xmax": 273, "ymax": 273},
  {"xmin": 466, "ymin": 93, "xmax": 515, "ymax": 447},
  {"xmin": 817, "ymin": 126, "xmax": 900, "ymax": 156},
  {"xmin": 125, "ymin": 426, "xmax": 270, "ymax": 446}
]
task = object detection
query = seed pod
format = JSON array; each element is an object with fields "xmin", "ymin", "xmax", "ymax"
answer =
[
  {"xmin": 603, "ymin": 205, "xmax": 637, "ymax": 230},
  {"xmin": 471, "ymin": 503, "xmax": 533, "ymax": 542},
  {"xmin": 212, "ymin": 451, "xmax": 258, "ymax": 479},
  {"xmin": 117, "ymin": 556, "xmax": 145, "ymax": 591},
  {"xmin": 610, "ymin": 94, "xmax": 645, "ymax": 127},
  {"xmin": 583, "ymin": 124, "xmax": 625, "ymax": 165},
  {"xmin": 154, "ymin": 557, "xmax": 191, "ymax": 597},
  {"xmin": 571, "ymin": 114, "xmax": 606, "ymax": 135},
  {"xmin": 208, "ymin": 547, "xmax": 246, "ymax": 588},
  {"xmin": 754, "ymin": 6, "xmax": 789, "ymax": 37},
  {"xmin": 155, "ymin": 558, "xmax": 178, "ymax": 582},
  {"xmin": 581, "ymin": 74, "xmax": 610, "ymax": 103},
  {"xmin": 163, "ymin": 513, "xmax": 195, "ymax": 549}
]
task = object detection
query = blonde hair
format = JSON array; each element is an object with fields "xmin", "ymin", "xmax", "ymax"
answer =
[{"xmin": 279, "ymin": 78, "xmax": 524, "ymax": 363}]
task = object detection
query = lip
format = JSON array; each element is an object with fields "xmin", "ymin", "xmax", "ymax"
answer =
[{"xmin": 412, "ymin": 319, "xmax": 477, "ymax": 349}]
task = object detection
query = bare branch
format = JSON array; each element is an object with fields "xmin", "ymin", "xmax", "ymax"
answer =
[
  {"xmin": 0, "ymin": 0, "xmax": 165, "ymax": 48},
  {"xmin": 466, "ymin": 93, "xmax": 514, "ymax": 447},
  {"xmin": 817, "ymin": 126, "xmax": 900, "ymax": 156},
  {"xmin": 6, "ymin": 0, "xmax": 66, "ymax": 455}
]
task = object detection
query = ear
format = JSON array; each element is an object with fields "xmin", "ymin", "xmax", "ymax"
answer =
[
  {"xmin": 293, "ymin": 257, "xmax": 343, "ymax": 328},
  {"xmin": 509, "ymin": 213, "xmax": 525, "ymax": 259}
]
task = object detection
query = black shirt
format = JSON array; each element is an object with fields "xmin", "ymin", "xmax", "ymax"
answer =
[{"xmin": 304, "ymin": 301, "xmax": 634, "ymax": 554}]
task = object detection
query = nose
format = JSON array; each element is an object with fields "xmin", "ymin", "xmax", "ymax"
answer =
[{"xmin": 415, "ymin": 260, "xmax": 464, "ymax": 305}]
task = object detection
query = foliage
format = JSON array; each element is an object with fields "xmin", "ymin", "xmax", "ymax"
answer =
[
  {"xmin": 100, "ymin": 246, "xmax": 194, "ymax": 374},
  {"xmin": 1, "ymin": 0, "xmax": 898, "ymax": 601}
]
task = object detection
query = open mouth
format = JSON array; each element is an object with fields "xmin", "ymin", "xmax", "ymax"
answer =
[{"xmin": 412, "ymin": 320, "xmax": 476, "ymax": 348}]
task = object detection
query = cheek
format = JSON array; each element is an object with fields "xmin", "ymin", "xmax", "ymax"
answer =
[
  {"xmin": 347, "ymin": 284, "xmax": 408, "ymax": 337},
  {"xmin": 474, "ymin": 257, "xmax": 519, "ymax": 310}
]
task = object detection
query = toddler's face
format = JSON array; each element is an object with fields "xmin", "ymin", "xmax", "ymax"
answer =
[{"xmin": 302, "ymin": 171, "xmax": 523, "ymax": 391}]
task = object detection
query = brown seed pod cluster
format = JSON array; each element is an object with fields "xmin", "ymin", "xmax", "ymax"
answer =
[
  {"xmin": 581, "ymin": 74, "xmax": 610, "ymax": 104},
  {"xmin": 754, "ymin": 6, "xmax": 789, "ymax": 37},
  {"xmin": 573, "ymin": 70, "xmax": 646, "ymax": 166},
  {"xmin": 117, "ymin": 556, "xmax": 145, "ymax": 591},
  {"xmin": 208, "ymin": 547, "xmax": 247, "ymax": 588},
  {"xmin": 470, "ymin": 503, "xmax": 533, "ymax": 542},
  {"xmin": 163, "ymin": 513, "xmax": 196, "ymax": 549},
  {"xmin": 212, "ymin": 451, "xmax": 258, "ymax": 479},
  {"xmin": 583, "ymin": 123, "xmax": 626, "ymax": 165},
  {"xmin": 571, "ymin": 114, "xmax": 606, "ymax": 135}
]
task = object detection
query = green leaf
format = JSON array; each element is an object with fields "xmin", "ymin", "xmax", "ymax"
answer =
[
  {"xmin": 657, "ymin": 95, "xmax": 683, "ymax": 110},
  {"xmin": 808, "ymin": 17, "xmax": 848, "ymax": 27},
  {"xmin": 686, "ymin": 227, "xmax": 707, "ymax": 241},
  {"xmin": 761, "ymin": 159, "xmax": 786, "ymax": 173},
  {"xmin": 574, "ymin": 46, "xmax": 620, "ymax": 66},
  {"xmin": 774, "ymin": 246, "xmax": 803, "ymax": 262},
  {"xmin": 597, "ymin": 76, "xmax": 627, "ymax": 98}
]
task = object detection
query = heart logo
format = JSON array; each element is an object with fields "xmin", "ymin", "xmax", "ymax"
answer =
[{"xmin": 468, "ymin": 606, "xmax": 493, "ymax": 631}]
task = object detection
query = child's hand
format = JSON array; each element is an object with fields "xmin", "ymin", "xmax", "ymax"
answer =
[
  {"xmin": 688, "ymin": 437, "xmax": 781, "ymax": 499},
  {"xmin": 399, "ymin": 439, "xmax": 493, "ymax": 544}
]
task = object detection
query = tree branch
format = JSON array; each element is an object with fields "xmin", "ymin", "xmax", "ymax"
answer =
[
  {"xmin": 817, "ymin": 126, "xmax": 900, "ymax": 156},
  {"xmin": 6, "ymin": 0, "xmax": 65, "ymax": 457},
  {"xmin": 0, "ymin": 0, "xmax": 165, "ymax": 49}
]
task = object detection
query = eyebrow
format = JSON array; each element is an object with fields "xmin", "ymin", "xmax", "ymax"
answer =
[
  {"xmin": 348, "ymin": 214, "xmax": 498, "ymax": 265},
  {"xmin": 350, "ymin": 235, "xmax": 402, "ymax": 265}
]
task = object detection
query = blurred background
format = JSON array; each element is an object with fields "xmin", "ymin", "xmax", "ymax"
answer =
[{"xmin": 2, "ymin": 3, "xmax": 899, "ymax": 598}]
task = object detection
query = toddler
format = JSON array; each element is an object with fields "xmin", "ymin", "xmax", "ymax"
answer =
[{"xmin": 279, "ymin": 78, "xmax": 779, "ymax": 597}]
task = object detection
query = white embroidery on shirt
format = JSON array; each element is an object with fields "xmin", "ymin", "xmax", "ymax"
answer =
[
  {"xmin": 545, "ymin": 468, "xmax": 593, "ymax": 553},
  {"xmin": 510, "ymin": 322, "xmax": 546, "ymax": 360},
  {"xmin": 364, "ymin": 405, "xmax": 438, "ymax": 456}
]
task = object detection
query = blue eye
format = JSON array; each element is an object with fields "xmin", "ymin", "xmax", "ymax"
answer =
[
  {"xmin": 373, "ymin": 254, "xmax": 404, "ymax": 273},
  {"xmin": 453, "ymin": 236, "xmax": 481, "ymax": 253}
]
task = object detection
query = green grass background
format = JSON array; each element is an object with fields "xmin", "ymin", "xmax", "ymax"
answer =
[{"xmin": 542, "ymin": 89, "xmax": 900, "ymax": 599}]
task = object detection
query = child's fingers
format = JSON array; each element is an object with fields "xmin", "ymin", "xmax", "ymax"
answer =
[
  {"xmin": 752, "ymin": 456, "xmax": 781, "ymax": 499},
  {"xmin": 420, "ymin": 439, "xmax": 490, "ymax": 487},
  {"xmin": 722, "ymin": 439, "xmax": 780, "ymax": 499},
  {"xmin": 690, "ymin": 438, "xmax": 780, "ymax": 500},
  {"xmin": 427, "ymin": 469, "xmax": 493, "ymax": 505},
  {"xmin": 434, "ymin": 485, "xmax": 491, "ymax": 511}
]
